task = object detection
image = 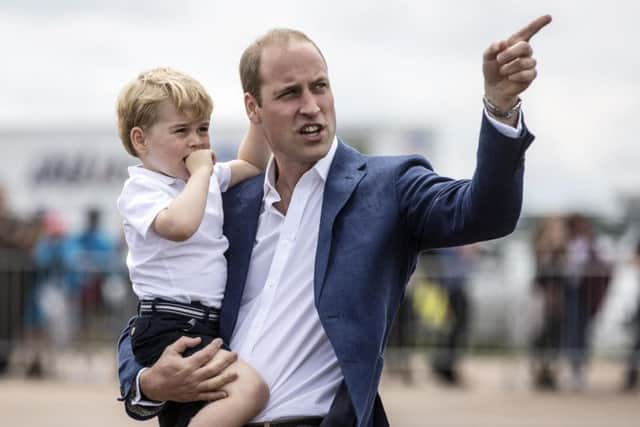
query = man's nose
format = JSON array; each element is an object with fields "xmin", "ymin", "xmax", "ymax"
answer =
[{"xmin": 299, "ymin": 91, "xmax": 320, "ymax": 116}]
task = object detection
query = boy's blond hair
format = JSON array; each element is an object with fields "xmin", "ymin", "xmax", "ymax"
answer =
[{"xmin": 116, "ymin": 67, "xmax": 213, "ymax": 157}]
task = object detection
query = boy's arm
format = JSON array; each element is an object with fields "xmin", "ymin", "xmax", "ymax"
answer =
[
  {"xmin": 227, "ymin": 123, "xmax": 270, "ymax": 188},
  {"xmin": 153, "ymin": 149, "xmax": 212, "ymax": 241}
]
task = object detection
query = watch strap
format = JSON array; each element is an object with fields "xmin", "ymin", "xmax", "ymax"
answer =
[{"xmin": 483, "ymin": 95, "xmax": 522, "ymax": 119}]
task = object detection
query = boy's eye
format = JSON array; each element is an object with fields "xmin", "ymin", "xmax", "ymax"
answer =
[
  {"xmin": 174, "ymin": 128, "xmax": 187, "ymax": 134},
  {"xmin": 199, "ymin": 126, "xmax": 209, "ymax": 133}
]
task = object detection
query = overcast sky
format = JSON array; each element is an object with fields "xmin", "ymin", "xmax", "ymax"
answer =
[{"xmin": 1, "ymin": 0, "xmax": 639, "ymax": 218}]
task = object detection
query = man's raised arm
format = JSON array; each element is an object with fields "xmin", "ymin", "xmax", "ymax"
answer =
[{"xmin": 482, "ymin": 14, "xmax": 552, "ymax": 127}]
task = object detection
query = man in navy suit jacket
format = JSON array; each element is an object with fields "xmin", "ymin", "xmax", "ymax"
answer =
[{"xmin": 118, "ymin": 15, "xmax": 551, "ymax": 427}]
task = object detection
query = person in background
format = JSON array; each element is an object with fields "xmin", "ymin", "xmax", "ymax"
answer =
[
  {"xmin": 26, "ymin": 212, "xmax": 76, "ymax": 377},
  {"xmin": 430, "ymin": 245, "xmax": 478, "ymax": 386},
  {"xmin": 530, "ymin": 215, "xmax": 568, "ymax": 390},
  {"xmin": 0, "ymin": 186, "xmax": 42, "ymax": 375},
  {"xmin": 563, "ymin": 213, "xmax": 611, "ymax": 391},
  {"xmin": 72, "ymin": 207, "xmax": 115, "ymax": 339},
  {"xmin": 622, "ymin": 239, "xmax": 640, "ymax": 391}
]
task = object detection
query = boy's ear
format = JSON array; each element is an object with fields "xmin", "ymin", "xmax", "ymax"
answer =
[
  {"xmin": 244, "ymin": 93, "xmax": 262, "ymax": 124},
  {"xmin": 130, "ymin": 127, "xmax": 147, "ymax": 155}
]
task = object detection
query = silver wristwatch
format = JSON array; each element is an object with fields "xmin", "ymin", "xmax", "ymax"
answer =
[{"xmin": 482, "ymin": 95, "xmax": 522, "ymax": 119}]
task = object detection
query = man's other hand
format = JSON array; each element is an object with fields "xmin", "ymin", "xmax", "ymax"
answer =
[{"xmin": 139, "ymin": 337, "xmax": 238, "ymax": 402}]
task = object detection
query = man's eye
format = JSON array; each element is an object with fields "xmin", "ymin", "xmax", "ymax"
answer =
[
  {"xmin": 278, "ymin": 90, "xmax": 295, "ymax": 99},
  {"xmin": 313, "ymin": 81, "xmax": 329, "ymax": 91}
]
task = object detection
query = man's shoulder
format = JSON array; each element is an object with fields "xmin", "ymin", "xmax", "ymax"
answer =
[
  {"xmin": 222, "ymin": 173, "xmax": 264, "ymax": 201},
  {"xmin": 336, "ymin": 141, "xmax": 434, "ymax": 173}
]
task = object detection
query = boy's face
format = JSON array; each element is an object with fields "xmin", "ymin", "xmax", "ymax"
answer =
[{"xmin": 138, "ymin": 101, "xmax": 210, "ymax": 180}]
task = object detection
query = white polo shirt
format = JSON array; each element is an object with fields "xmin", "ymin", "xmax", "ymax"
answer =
[{"xmin": 117, "ymin": 163, "xmax": 231, "ymax": 308}]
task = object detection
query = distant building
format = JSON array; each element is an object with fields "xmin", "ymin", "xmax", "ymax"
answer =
[{"xmin": 0, "ymin": 126, "xmax": 434, "ymax": 234}]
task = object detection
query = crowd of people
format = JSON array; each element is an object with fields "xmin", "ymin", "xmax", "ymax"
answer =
[
  {"xmin": 1, "ymin": 198, "xmax": 639, "ymax": 412},
  {"xmin": 0, "ymin": 186, "xmax": 41, "ymax": 373},
  {"xmin": 384, "ymin": 213, "xmax": 640, "ymax": 395},
  {"xmin": 1, "ymin": 188, "xmax": 640, "ymax": 394},
  {"xmin": 530, "ymin": 214, "xmax": 639, "ymax": 392},
  {"xmin": 0, "ymin": 187, "xmax": 129, "ymax": 377},
  {"xmin": 1, "ymin": 189, "xmax": 639, "ymax": 396}
]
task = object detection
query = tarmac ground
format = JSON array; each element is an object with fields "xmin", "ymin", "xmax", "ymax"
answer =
[{"xmin": 1, "ymin": 352, "xmax": 638, "ymax": 427}]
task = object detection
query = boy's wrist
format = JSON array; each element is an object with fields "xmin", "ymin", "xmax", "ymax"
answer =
[{"xmin": 188, "ymin": 167, "xmax": 213, "ymax": 179}]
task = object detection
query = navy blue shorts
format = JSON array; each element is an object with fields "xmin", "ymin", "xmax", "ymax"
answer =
[{"xmin": 130, "ymin": 300, "xmax": 223, "ymax": 427}]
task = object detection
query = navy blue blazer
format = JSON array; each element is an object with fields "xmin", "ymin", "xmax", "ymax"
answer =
[{"xmin": 118, "ymin": 114, "xmax": 533, "ymax": 426}]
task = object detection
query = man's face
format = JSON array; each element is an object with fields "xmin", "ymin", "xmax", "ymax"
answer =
[
  {"xmin": 248, "ymin": 40, "xmax": 336, "ymax": 173},
  {"xmin": 138, "ymin": 101, "xmax": 210, "ymax": 181}
]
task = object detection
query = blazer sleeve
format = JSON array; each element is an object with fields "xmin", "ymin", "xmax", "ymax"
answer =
[
  {"xmin": 397, "ymin": 113, "xmax": 534, "ymax": 249},
  {"xmin": 117, "ymin": 318, "xmax": 164, "ymax": 420}
]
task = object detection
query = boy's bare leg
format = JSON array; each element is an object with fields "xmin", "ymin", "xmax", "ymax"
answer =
[{"xmin": 188, "ymin": 352, "xmax": 269, "ymax": 427}]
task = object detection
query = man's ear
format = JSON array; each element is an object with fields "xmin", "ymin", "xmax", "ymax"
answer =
[
  {"xmin": 130, "ymin": 127, "xmax": 147, "ymax": 155},
  {"xmin": 244, "ymin": 93, "xmax": 261, "ymax": 124}
]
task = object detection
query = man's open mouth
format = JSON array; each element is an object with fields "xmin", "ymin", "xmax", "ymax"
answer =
[{"xmin": 300, "ymin": 124, "xmax": 323, "ymax": 135}]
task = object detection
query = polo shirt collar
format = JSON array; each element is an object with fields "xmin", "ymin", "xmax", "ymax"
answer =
[{"xmin": 127, "ymin": 164, "xmax": 183, "ymax": 186}]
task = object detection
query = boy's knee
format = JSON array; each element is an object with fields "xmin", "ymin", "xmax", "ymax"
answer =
[
  {"xmin": 227, "ymin": 359, "xmax": 269, "ymax": 413},
  {"xmin": 246, "ymin": 372, "xmax": 269, "ymax": 411}
]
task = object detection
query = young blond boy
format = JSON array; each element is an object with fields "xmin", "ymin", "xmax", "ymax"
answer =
[{"xmin": 116, "ymin": 67, "xmax": 269, "ymax": 427}]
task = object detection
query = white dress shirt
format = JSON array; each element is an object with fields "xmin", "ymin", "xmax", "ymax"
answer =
[
  {"xmin": 230, "ymin": 138, "xmax": 342, "ymax": 421},
  {"xmin": 230, "ymin": 113, "xmax": 520, "ymax": 421},
  {"xmin": 117, "ymin": 163, "xmax": 230, "ymax": 308},
  {"xmin": 485, "ymin": 109, "xmax": 523, "ymax": 138}
]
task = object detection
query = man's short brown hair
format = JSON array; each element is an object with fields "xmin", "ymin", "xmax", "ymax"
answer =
[
  {"xmin": 239, "ymin": 29, "xmax": 326, "ymax": 106},
  {"xmin": 116, "ymin": 67, "xmax": 213, "ymax": 157}
]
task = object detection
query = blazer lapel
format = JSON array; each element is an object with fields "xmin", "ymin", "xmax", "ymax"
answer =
[
  {"xmin": 220, "ymin": 176, "xmax": 264, "ymax": 342},
  {"xmin": 314, "ymin": 142, "xmax": 366, "ymax": 303}
]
